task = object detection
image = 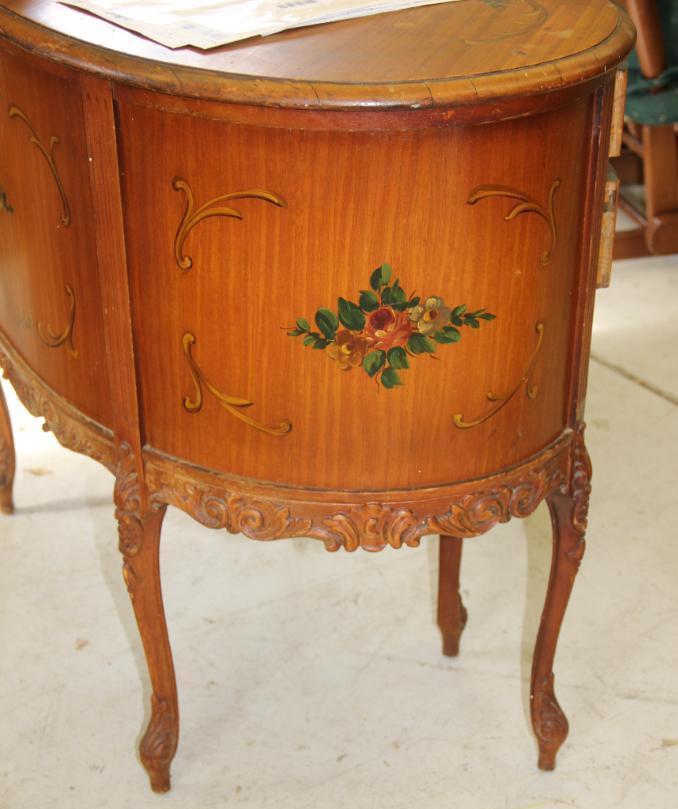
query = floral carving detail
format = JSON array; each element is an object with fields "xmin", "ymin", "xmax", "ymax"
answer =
[
  {"xmin": 571, "ymin": 423, "xmax": 592, "ymax": 536},
  {"xmin": 562, "ymin": 422, "xmax": 592, "ymax": 569},
  {"xmin": 148, "ymin": 473, "xmax": 313, "ymax": 540},
  {"xmin": 310, "ymin": 504, "xmax": 421, "ymax": 553},
  {"xmin": 0, "ymin": 332, "xmax": 116, "ymax": 472},
  {"xmin": 114, "ymin": 442, "xmax": 144, "ymax": 558},
  {"xmin": 288, "ymin": 263, "xmax": 495, "ymax": 389},
  {"xmin": 428, "ymin": 467, "xmax": 564, "ymax": 537},
  {"xmin": 140, "ymin": 695, "xmax": 178, "ymax": 793},
  {"xmin": 146, "ymin": 434, "xmax": 569, "ymax": 553}
]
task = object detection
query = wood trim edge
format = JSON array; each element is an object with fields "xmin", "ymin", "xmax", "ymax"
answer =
[{"xmin": 143, "ymin": 431, "xmax": 573, "ymax": 552}]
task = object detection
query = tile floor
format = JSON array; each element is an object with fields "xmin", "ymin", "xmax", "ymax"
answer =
[{"xmin": 1, "ymin": 254, "xmax": 677, "ymax": 809}]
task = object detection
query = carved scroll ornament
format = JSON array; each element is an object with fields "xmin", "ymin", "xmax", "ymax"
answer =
[
  {"xmin": 140, "ymin": 695, "xmax": 178, "ymax": 790},
  {"xmin": 145, "ymin": 433, "xmax": 570, "ymax": 553},
  {"xmin": 564, "ymin": 422, "xmax": 592, "ymax": 569},
  {"xmin": 182, "ymin": 332, "xmax": 291, "ymax": 436},
  {"xmin": 468, "ymin": 179, "xmax": 560, "ymax": 265},
  {"xmin": 532, "ymin": 671, "xmax": 568, "ymax": 761},
  {"xmin": 173, "ymin": 178, "xmax": 285, "ymax": 271},
  {"xmin": 114, "ymin": 442, "xmax": 144, "ymax": 563},
  {"xmin": 8, "ymin": 105, "xmax": 71, "ymax": 227}
]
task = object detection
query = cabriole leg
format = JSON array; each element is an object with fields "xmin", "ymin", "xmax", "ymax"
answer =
[
  {"xmin": 437, "ymin": 534, "xmax": 467, "ymax": 657},
  {"xmin": 0, "ymin": 382, "xmax": 16, "ymax": 515},
  {"xmin": 116, "ymin": 481, "xmax": 178, "ymax": 792},
  {"xmin": 530, "ymin": 428, "xmax": 590, "ymax": 770}
]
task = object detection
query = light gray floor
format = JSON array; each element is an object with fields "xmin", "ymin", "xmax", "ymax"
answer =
[{"xmin": 1, "ymin": 254, "xmax": 677, "ymax": 809}]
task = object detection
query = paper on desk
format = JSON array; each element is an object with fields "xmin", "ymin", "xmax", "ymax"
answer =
[{"xmin": 59, "ymin": 0, "xmax": 462, "ymax": 49}]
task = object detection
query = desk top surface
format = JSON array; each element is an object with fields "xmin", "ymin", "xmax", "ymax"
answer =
[{"xmin": 0, "ymin": 0, "xmax": 633, "ymax": 109}]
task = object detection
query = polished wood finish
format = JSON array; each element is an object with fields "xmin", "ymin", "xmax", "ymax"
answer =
[
  {"xmin": 0, "ymin": 0, "xmax": 633, "ymax": 793},
  {"xmin": 0, "ymin": 48, "xmax": 112, "ymax": 424},
  {"xmin": 114, "ymin": 449, "xmax": 177, "ymax": 793},
  {"xmin": 119, "ymin": 92, "xmax": 589, "ymax": 491},
  {"xmin": 531, "ymin": 424, "xmax": 591, "ymax": 770},
  {"xmin": 0, "ymin": 0, "xmax": 631, "ymax": 112},
  {"xmin": 437, "ymin": 535, "xmax": 467, "ymax": 657}
]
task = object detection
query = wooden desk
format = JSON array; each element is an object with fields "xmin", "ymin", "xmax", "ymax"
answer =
[{"xmin": 0, "ymin": 0, "xmax": 633, "ymax": 792}]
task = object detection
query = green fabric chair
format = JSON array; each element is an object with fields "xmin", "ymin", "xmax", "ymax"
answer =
[
  {"xmin": 625, "ymin": 0, "xmax": 678, "ymax": 124},
  {"xmin": 613, "ymin": 0, "xmax": 678, "ymax": 257}
]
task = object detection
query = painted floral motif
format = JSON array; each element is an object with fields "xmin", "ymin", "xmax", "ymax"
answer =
[{"xmin": 287, "ymin": 264, "xmax": 495, "ymax": 389}]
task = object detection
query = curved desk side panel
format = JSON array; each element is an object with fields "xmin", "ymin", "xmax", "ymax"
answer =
[
  {"xmin": 0, "ymin": 46, "xmax": 112, "ymax": 428},
  {"xmin": 116, "ymin": 89, "xmax": 595, "ymax": 492}
]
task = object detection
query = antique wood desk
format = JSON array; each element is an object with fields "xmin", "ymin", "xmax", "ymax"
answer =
[{"xmin": 0, "ymin": 0, "xmax": 633, "ymax": 793}]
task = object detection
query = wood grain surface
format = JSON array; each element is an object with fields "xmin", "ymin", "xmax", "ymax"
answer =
[
  {"xmin": 117, "ymin": 89, "xmax": 591, "ymax": 491},
  {"xmin": 0, "ymin": 0, "xmax": 633, "ymax": 109},
  {"xmin": 0, "ymin": 48, "xmax": 112, "ymax": 425}
]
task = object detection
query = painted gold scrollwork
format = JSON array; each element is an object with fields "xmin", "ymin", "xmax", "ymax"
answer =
[
  {"xmin": 182, "ymin": 332, "xmax": 291, "ymax": 437},
  {"xmin": 173, "ymin": 178, "xmax": 285, "ymax": 271},
  {"xmin": 468, "ymin": 179, "xmax": 560, "ymax": 265},
  {"xmin": 37, "ymin": 284, "xmax": 78, "ymax": 358},
  {"xmin": 453, "ymin": 321, "xmax": 544, "ymax": 429},
  {"xmin": 8, "ymin": 105, "xmax": 71, "ymax": 227}
]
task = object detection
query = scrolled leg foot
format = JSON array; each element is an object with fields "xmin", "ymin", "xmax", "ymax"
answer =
[
  {"xmin": 530, "ymin": 424, "xmax": 590, "ymax": 770},
  {"xmin": 140, "ymin": 694, "xmax": 178, "ymax": 793},
  {"xmin": 532, "ymin": 672, "xmax": 569, "ymax": 770},
  {"xmin": 437, "ymin": 535, "xmax": 467, "ymax": 657},
  {"xmin": 0, "ymin": 383, "xmax": 16, "ymax": 515}
]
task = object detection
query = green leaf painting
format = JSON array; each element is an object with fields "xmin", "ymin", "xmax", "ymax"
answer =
[{"xmin": 287, "ymin": 263, "xmax": 496, "ymax": 389}]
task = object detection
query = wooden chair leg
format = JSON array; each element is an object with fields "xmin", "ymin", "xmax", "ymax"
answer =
[
  {"xmin": 115, "ymin": 491, "xmax": 178, "ymax": 792},
  {"xmin": 437, "ymin": 534, "xmax": 467, "ymax": 657},
  {"xmin": 0, "ymin": 382, "xmax": 16, "ymax": 515},
  {"xmin": 530, "ymin": 429, "xmax": 590, "ymax": 770}
]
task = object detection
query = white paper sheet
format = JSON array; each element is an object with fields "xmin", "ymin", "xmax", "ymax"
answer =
[{"xmin": 59, "ymin": 0, "xmax": 461, "ymax": 49}]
